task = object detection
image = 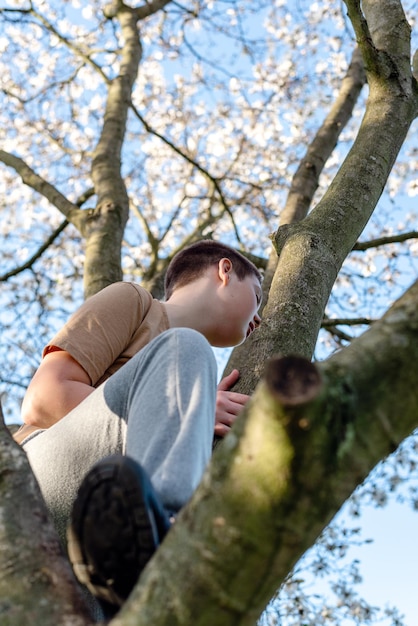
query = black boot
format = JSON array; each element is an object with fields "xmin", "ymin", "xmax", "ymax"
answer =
[{"xmin": 67, "ymin": 454, "xmax": 171, "ymax": 616}]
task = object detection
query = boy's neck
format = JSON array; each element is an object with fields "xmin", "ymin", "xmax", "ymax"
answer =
[{"xmin": 162, "ymin": 277, "xmax": 216, "ymax": 339}]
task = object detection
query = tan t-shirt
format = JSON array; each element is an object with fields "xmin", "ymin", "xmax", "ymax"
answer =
[{"xmin": 44, "ymin": 282, "xmax": 170, "ymax": 387}]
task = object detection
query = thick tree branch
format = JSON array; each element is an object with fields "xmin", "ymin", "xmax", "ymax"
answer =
[
  {"xmin": 343, "ymin": 0, "xmax": 380, "ymax": 75},
  {"xmin": 104, "ymin": 0, "xmax": 173, "ymax": 21},
  {"xmin": 134, "ymin": 0, "xmax": 173, "ymax": 20},
  {"xmin": 344, "ymin": 0, "xmax": 413, "ymax": 83},
  {"xmin": 280, "ymin": 47, "xmax": 366, "ymax": 227},
  {"xmin": 0, "ymin": 152, "xmax": 97, "ymax": 282},
  {"xmin": 0, "ymin": 150, "xmax": 81, "ymax": 224},
  {"xmin": 113, "ymin": 277, "xmax": 418, "ymax": 626},
  {"xmin": 262, "ymin": 0, "xmax": 418, "ymax": 359},
  {"xmin": 225, "ymin": 46, "xmax": 367, "ymax": 388},
  {"xmin": 91, "ymin": 6, "xmax": 141, "ymax": 207},
  {"xmin": 0, "ymin": 416, "xmax": 93, "ymax": 625},
  {"xmin": 263, "ymin": 44, "xmax": 365, "ymax": 295},
  {"xmin": 84, "ymin": 5, "xmax": 142, "ymax": 297},
  {"xmin": 262, "ymin": 46, "xmax": 366, "ymax": 298}
]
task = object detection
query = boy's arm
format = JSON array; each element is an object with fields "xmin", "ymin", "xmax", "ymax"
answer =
[
  {"xmin": 22, "ymin": 355, "xmax": 249, "ymax": 433},
  {"xmin": 21, "ymin": 350, "xmax": 94, "ymax": 429}
]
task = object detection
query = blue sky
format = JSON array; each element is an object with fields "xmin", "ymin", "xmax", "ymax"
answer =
[
  {"xmin": 1, "ymin": 1, "xmax": 417, "ymax": 623},
  {"xmin": 349, "ymin": 499, "xmax": 418, "ymax": 625}
]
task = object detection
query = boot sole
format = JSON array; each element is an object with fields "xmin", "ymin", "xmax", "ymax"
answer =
[{"xmin": 67, "ymin": 455, "xmax": 160, "ymax": 607}]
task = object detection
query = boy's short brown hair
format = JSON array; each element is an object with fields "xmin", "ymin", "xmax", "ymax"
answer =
[{"xmin": 164, "ymin": 240, "xmax": 262, "ymax": 300}]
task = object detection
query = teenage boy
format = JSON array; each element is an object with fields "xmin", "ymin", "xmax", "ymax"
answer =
[{"xmin": 18, "ymin": 240, "xmax": 262, "ymax": 614}]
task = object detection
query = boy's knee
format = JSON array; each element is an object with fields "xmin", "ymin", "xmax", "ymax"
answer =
[
  {"xmin": 168, "ymin": 328, "xmax": 216, "ymax": 368},
  {"xmin": 170, "ymin": 327, "xmax": 208, "ymax": 347},
  {"xmin": 124, "ymin": 328, "xmax": 217, "ymax": 382}
]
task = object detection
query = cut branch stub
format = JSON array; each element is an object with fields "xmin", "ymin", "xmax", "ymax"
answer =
[{"xmin": 264, "ymin": 356, "xmax": 322, "ymax": 406}]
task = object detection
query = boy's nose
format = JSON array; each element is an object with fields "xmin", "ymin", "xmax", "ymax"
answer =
[{"xmin": 254, "ymin": 313, "xmax": 261, "ymax": 328}]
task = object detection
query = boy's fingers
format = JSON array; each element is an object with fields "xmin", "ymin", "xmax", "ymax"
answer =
[
  {"xmin": 217, "ymin": 369, "xmax": 240, "ymax": 391},
  {"xmin": 218, "ymin": 391, "xmax": 249, "ymax": 409}
]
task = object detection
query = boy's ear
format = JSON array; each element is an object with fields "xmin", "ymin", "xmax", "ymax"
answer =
[{"xmin": 218, "ymin": 258, "xmax": 233, "ymax": 285}]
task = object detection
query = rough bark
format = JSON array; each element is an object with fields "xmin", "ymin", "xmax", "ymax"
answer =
[
  {"xmin": 82, "ymin": 5, "xmax": 142, "ymax": 298},
  {"xmin": 0, "ymin": 414, "xmax": 93, "ymax": 626}
]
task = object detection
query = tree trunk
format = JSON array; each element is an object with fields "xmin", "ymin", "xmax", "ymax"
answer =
[
  {"xmin": 82, "ymin": 6, "xmax": 143, "ymax": 298},
  {"xmin": 0, "ymin": 418, "xmax": 93, "ymax": 626}
]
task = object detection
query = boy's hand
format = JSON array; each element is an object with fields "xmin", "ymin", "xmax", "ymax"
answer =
[{"xmin": 215, "ymin": 369, "xmax": 250, "ymax": 437}]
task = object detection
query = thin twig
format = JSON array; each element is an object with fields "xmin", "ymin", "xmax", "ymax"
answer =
[
  {"xmin": 353, "ymin": 231, "xmax": 418, "ymax": 251},
  {"xmin": 129, "ymin": 101, "xmax": 242, "ymax": 243},
  {"xmin": 0, "ymin": 220, "xmax": 69, "ymax": 282}
]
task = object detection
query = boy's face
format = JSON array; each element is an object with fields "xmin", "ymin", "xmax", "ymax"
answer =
[{"xmin": 214, "ymin": 269, "xmax": 262, "ymax": 347}]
